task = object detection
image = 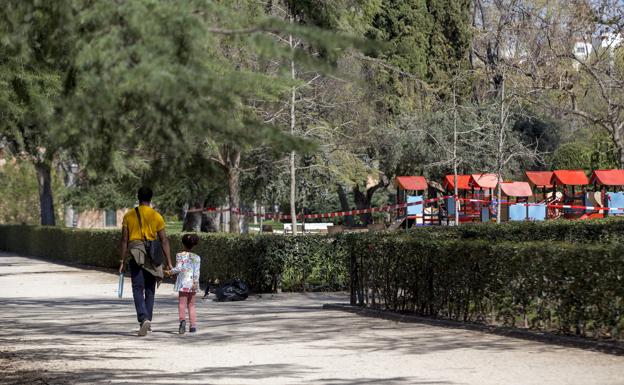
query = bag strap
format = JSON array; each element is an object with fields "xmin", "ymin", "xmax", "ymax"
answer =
[{"xmin": 134, "ymin": 207, "xmax": 148, "ymax": 242}]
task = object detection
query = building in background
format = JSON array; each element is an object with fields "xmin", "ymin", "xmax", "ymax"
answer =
[{"xmin": 72, "ymin": 209, "xmax": 127, "ymax": 229}]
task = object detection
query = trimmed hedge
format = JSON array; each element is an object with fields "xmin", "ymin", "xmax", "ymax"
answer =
[
  {"xmin": 0, "ymin": 225, "xmax": 348, "ymax": 292},
  {"xmin": 406, "ymin": 217, "xmax": 624, "ymax": 243},
  {"xmin": 2, "ymin": 220, "xmax": 623, "ymax": 340},
  {"xmin": 348, "ymin": 233, "xmax": 624, "ymax": 339}
]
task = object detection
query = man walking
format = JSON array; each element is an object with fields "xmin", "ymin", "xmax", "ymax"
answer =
[{"xmin": 119, "ymin": 187, "xmax": 172, "ymax": 336}]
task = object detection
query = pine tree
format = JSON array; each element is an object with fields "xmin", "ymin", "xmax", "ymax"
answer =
[
  {"xmin": 0, "ymin": 1, "xmax": 75, "ymax": 225},
  {"xmin": 425, "ymin": 0, "xmax": 472, "ymax": 88}
]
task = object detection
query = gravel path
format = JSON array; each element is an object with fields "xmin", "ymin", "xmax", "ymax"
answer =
[{"xmin": 1, "ymin": 252, "xmax": 623, "ymax": 385}]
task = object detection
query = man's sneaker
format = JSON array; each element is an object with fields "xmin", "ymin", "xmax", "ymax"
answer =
[
  {"xmin": 179, "ymin": 320, "xmax": 186, "ymax": 335},
  {"xmin": 138, "ymin": 320, "xmax": 151, "ymax": 337},
  {"xmin": 189, "ymin": 326, "xmax": 197, "ymax": 333}
]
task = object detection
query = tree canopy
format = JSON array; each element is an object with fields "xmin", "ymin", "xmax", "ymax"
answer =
[{"xmin": 1, "ymin": 0, "xmax": 622, "ymax": 229}]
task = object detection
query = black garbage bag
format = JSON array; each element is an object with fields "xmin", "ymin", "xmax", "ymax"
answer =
[{"xmin": 214, "ymin": 279, "xmax": 249, "ymax": 302}]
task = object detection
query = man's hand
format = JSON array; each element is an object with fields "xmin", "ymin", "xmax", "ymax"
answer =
[
  {"xmin": 192, "ymin": 282, "xmax": 198, "ymax": 292},
  {"xmin": 157, "ymin": 229, "xmax": 172, "ymax": 270},
  {"xmin": 119, "ymin": 261, "xmax": 125, "ymax": 274}
]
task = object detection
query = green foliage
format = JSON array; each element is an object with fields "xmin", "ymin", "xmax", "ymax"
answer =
[
  {"xmin": 286, "ymin": 0, "xmax": 381, "ymax": 33},
  {"xmin": 0, "ymin": 159, "xmax": 65, "ymax": 224},
  {"xmin": 549, "ymin": 142, "xmax": 593, "ymax": 170},
  {"xmin": 549, "ymin": 133, "xmax": 618, "ymax": 171},
  {"xmin": 0, "ymin": 160, "xmax": 39, "ymax": 224},
  {"xmin": 425, "ymin": 0, "xmax": 472, "ymax": 86},
  {"xmin": 0, "ymin": 225, "xmax": 348, "ymax": 292},
  {"xmin": 513, "ymin": 112, "xmax": 561, "ymax": 170},
  {"xmin": 3, "ymin": 218, "xmax": 624, "ymax": 339},
  {"xmin": 0, "ymin": 1, "xmax": 73, "ymax": 157},
  {"xmin": 364, "ymin": 0, "xmax": 472, "ymax": 112},
  {"xmin": 415, "ymin": 217, "xmax": 624, "ymax": 243},
  {"xmin": 348, "ymin": 233, "xmax": 624, "ymax": 339}
]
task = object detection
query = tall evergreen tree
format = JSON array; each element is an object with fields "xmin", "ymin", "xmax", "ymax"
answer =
[
  {"xmin": 0, "ymin": 1, "xmax": 75, "ymax": 225},
  {"xmin": 426, "ymin": 0, "xmax": 472, "ymax": 88}
]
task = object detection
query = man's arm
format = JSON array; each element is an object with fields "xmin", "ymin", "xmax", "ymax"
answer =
[
  {"xmin": 119, "ymin": 227, "xmax": 129, "ymax": 273},
  {"xmin": 158, "ymin": 229, "xmax": 173, "ymax": 270}
]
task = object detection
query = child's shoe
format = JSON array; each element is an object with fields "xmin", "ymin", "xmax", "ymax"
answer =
[
  {"xmin": 179, "ymin": 320, "xmax": 186, "ymax": 335},
  {"xmin": 189, "ymin": 326, "xmax": 197, "ymax": 333}
]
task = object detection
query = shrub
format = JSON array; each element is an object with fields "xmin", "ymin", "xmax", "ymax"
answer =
[
  {"xmin": 2, "ymin": 221, "xmax": 623, "ymax": 340},
  {"xmin": 406, "ymin": 217, "xmax": 624, "ymax": 243},
  {"xmin": 345, "ymin": 232, "xmax": 624, "ymax": 339},
  {"xmin": 0, "ymin": 225, "xmax": 347, "ymax": 293}
]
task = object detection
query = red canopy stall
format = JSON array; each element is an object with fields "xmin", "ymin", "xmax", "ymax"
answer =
[
  {"xmin": 394, "ymin": 176, "xmax": 435, "ymax": 227},
  {"xmin": 395, "ymin": 176, "xmax": 428, "ymax": 191},
  {"xmin": 500, "ymin": 181, "xmax": 533, "ymax": 198},
  {"xmin": 550, "ymin": 170, "xmax": 589, "ymax": 219},
  {"xmin": 469, "ymin": 173, "xmax": 499, "ymax": 190},
  {"xmin": 467, "ymin": 174, "xmax": 500, "ymax": 222},
  {"xmin": 589, "ymin": 169, "xmax": 624, "ymax": 186},
  {"xmin": 551, "ymin": 170, "xmax": 589, "ymax": 186},
  {"xmin": 526, "ymin": 171, "xmax": 553, "ymax": 189},
  {"xmin": 589, "ymin": 170, "xmax": 624, "ymax": 216},
  {"xmin": 500, "ymin": 181, "xmax": 534, "ymax": 221},
  {"xmin": 442, "ymin": 174, "xmax": 471, "ymax": 191}
]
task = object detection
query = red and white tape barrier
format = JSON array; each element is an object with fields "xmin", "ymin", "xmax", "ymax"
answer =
[
  {"xmin": 458, "ymin": 198, "xmax": 624, "ymax": 212},
  {"xmin": 185, "ymin": 196, "xmax": 452, "ymax": 221},
  {"xmin": 183, "ymin": 196, "xmax": 623, "ymax": 222}
]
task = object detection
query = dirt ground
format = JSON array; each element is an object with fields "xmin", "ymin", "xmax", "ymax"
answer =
[{"xmin": 1, "ymin": 252, "xmax": 623, "ymax": 385}]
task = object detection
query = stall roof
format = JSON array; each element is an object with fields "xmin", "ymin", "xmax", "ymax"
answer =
[
  {"xmin": 500, "ymin": 181, "xmax": 533, "ymax": 197},
  {"xmin": 443, "ymin": 175, "xmax": 472, "ymax": 190},
  {"xmin": 395, "ymin": 176, "xmax": 428, "ymax": 191},
  {"xmin": 525, "ymin": 171, "xmax": 553, "ymax": 188},
  {"xmin": 589, "ymin": 169, "xmax": 624, "ymax": 186},
  {"xmin": 469, "ymin": 173, "xmax": 499, "ymax": 189},
  {"xmin": 551, "ymin": 170, "xmax": 589, "ymax": 186}
]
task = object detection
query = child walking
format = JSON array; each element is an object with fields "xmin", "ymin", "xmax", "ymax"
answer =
[{"xmin": 166, "ymin": 233, "xmax": 201, "ymax": 334}]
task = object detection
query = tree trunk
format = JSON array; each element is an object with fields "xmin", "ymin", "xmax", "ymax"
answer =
[
  {"xmin": 612, "ymin": 124, "xmax": 624, "ymax": 168},
  {"xmin": 290, "ymin": 150, "xmax": 297, "ymax": 234},
  {"xmin": 336, "ymin": 184, "xmax": 354, "ymax": 227},
  {"xmin": 214, "ymin": 145, "xmax": 242, "ymax": 234},
  {"xmin": 496, "ymin": 77, "xmax": 506, "ymax": 224},
  {"xmin": 354, "ymin": 186, "xmax": 370, "ymax": 226},
  {"xmin": 452, "ymin": 84, "xmax": 460, "ymax": 226},
  {"xmin": 182, "ymin": 209, "xmax": 203, "ymax": 232},
  {"xmin": 201, "ymin": 213, "xmax": 218, "ymax": 232},
  {"xmin": 228, "ymin": 164, "xmax": 241, "ymax": 234},
  {"xmin": 35, "ymin": 161, "xmax": 56, "ymax": 226},
  {"xmin": 353, "ymin": 185, "xmax": 372, "ymax": 225},
  {"xmin": 353, "ymin": 177, "xmax": 388, "ymax": 225},
  {"xmin": 183, "ymin": 197, "xmax": 205, "ymax": 232},
  {"xmin": 289, "ymin": 26, "xmax": 297, "ymax": 236}
]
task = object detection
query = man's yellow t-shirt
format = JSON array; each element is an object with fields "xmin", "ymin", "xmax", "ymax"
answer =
[{"xmin": 122, "ymin": 205, "xmax": 165, "ymax": 242}]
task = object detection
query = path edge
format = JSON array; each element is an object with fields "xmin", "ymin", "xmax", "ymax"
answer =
[{"xmin": 323, "ymin": 303, "xmax": 624, "ymax": 356}]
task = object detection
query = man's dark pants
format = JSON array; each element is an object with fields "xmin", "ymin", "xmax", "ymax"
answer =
[{"xmin": 129, "ymin": 259, "xmax": 156, "ymax": 323}]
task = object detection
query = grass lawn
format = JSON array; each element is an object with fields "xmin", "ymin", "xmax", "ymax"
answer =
[
  {"xmin": 166, "ymin": 221, "xmax": 183, "ymax": 233},
  {"xmin": 167, "ymin": 219, "xmax": 287, "ymax": 233}
]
